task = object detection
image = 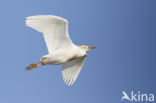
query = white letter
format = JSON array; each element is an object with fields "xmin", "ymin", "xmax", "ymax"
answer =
[
  {"xmin": 131, "ymin": 91, "xmax": 137, "ymax": 101},
  {"xmin": 141, "ymin": 94, "xmax": 148, "ymax": 101},
  {"xmin": 138, "ymin": 91, "xmax": 140, "ymax": 101},
  {"xmin": 149, "ymin": 94, "xmax": 154, "ymax": 101}
]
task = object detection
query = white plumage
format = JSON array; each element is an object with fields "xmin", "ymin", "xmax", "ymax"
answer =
[
  {"xmin": 26, "ymin": 15, "xmax": 95, "ymax": 86},
  {"xmin": 26, "ymin": 15, "xmax": 72, "ymax": 54}
]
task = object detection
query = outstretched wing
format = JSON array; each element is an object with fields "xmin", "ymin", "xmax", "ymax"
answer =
[
  {"xmin": 62, "ymin": 56, "xmax": 86, "ymax": 86},
  {"xmin": 26, "ymin": 15, "xmax": 74, "ymax": 54}
]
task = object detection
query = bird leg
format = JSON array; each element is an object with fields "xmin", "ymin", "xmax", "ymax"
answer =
[{"xmin": 26, "ymin": 61, "xmax": 42, "ymax": 70}]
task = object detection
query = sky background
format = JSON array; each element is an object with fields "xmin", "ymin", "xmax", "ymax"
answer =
[{"xmin": 0, "ymin": 0, "xmax": 155, "ymax": 103}]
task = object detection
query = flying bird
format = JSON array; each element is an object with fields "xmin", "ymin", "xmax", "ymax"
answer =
[{"xmin": 25, "ymin": 15, "xmax": 96, "ymax": 86}]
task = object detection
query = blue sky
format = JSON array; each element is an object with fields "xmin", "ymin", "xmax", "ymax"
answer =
[{"xmin": 0, "ymin": 0, "xmax": 155, "ymax": 103}]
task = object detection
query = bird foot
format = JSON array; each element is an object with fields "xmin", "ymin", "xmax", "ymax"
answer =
[{"xmin": 26, "ymin": 61, "xmax": 41, "ymax": 70}]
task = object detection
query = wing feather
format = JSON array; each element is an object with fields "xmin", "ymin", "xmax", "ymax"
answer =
[
  {"xmin": 62, "ymin": 56, "xmax": 86, "ymax": 86},
  {"xmin": 25, "ymin": 15, "xmax": 74, "ymax": 54}
]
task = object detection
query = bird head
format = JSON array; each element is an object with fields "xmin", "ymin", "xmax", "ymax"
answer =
[{"xmin": 79, "ymin": 45, "xmax": 96, "ymax": 51}]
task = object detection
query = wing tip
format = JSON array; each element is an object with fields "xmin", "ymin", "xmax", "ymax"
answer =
[
  {"xmin": 63, "ymin": 78, "xmax": 75, "ymax": 86},
  {"xmin": 62, "ymin": 73, "xmax": 75, "ymax": 86},
  {"xmin": 25, "ymin": 15, "xmax": 68, "ymax": 23}
]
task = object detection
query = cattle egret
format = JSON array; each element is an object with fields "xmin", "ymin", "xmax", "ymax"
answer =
[{"xmin": 25, "ymin": 15, "xmax": 96, "ymax": 86}]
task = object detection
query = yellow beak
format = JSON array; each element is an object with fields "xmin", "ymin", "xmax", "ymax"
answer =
[{"xmin": 87, "ymin": 46, "xmax": 96, "ymax": 50}]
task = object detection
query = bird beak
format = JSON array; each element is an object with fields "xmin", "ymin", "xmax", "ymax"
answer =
[
  {"xmin": 26, "ymin": 61, "xmax": 42, "ymax": 70},
  {"xmin": 87, "ymin": 46, "xmax": 96, "ymax": 50}
]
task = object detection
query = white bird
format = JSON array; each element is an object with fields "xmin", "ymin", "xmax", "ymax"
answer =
[{"xmin": 25, "ymin": 15, "xmax": 96, "ymax": 86}]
